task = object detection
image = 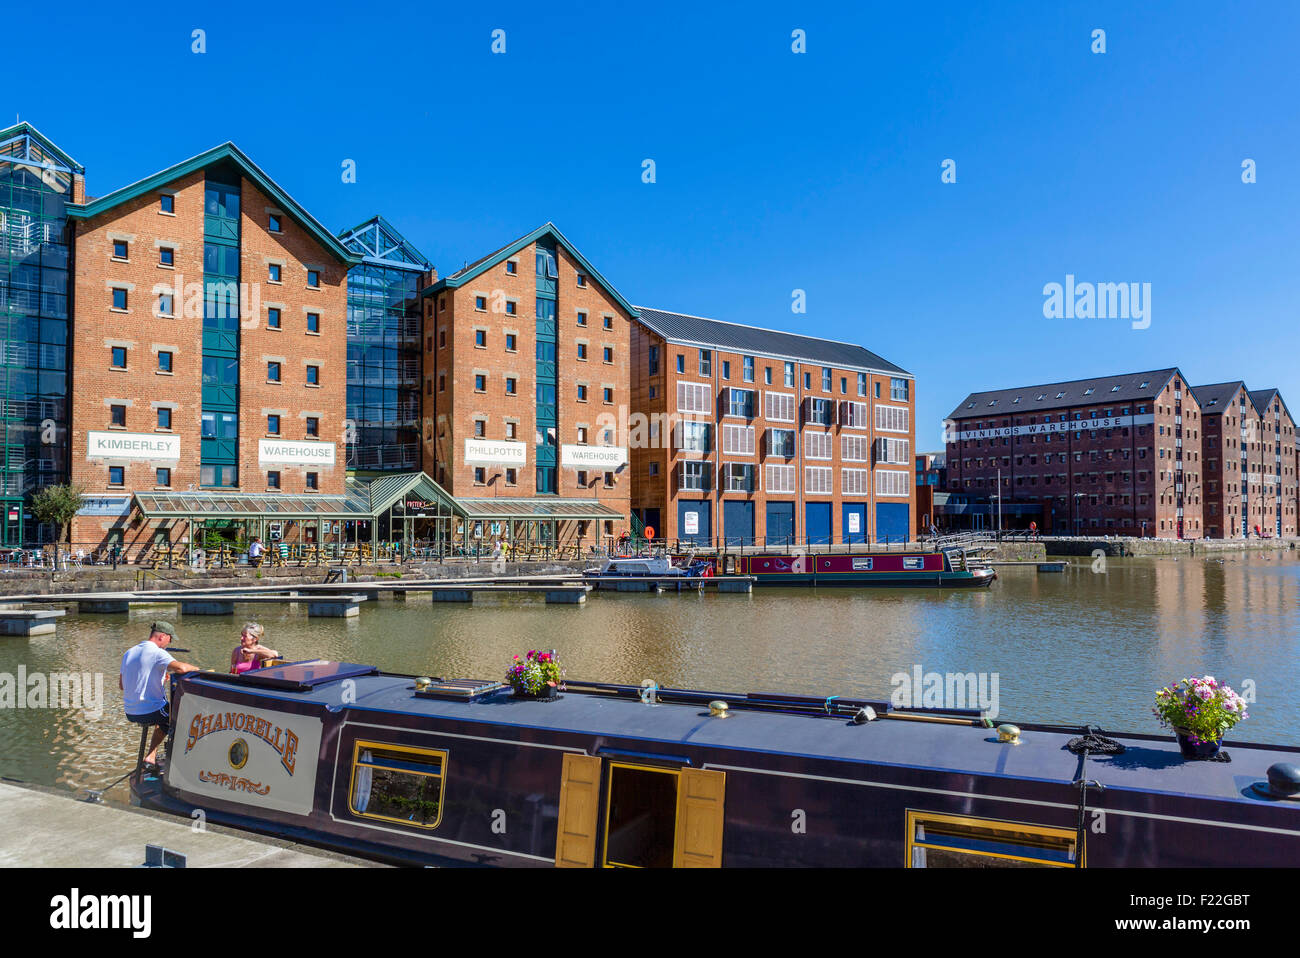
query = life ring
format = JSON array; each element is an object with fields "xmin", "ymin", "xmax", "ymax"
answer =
[{"xmin": 644, "ymin": 526, "xmax": 656, "ymax": 540}]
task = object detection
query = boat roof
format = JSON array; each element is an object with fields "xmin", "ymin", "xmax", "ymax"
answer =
[{"xmin": 183, "ymin": 664, "xmax": 1299, "ymax": 810}]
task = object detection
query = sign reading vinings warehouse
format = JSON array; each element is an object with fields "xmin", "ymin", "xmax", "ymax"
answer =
[
  {"xmin": 87, "ymin": 431, "xmax": 181, "ymax": 461},
  {"xmin": 258, "ymin": 440, "xmax": 337, "ymax": 466}
]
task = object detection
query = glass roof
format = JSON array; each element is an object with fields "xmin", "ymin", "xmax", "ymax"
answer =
[
  {"xmin": 134, "ymin": 488, "xmax": 371, "ymax": 519},
  {"xmin": 457, "ymin": 498, "xmax": 624, "ymax": 520}
]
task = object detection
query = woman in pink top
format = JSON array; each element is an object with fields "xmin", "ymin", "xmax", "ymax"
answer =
[{"xmin": 229, "ymin": 622, "xmax": 280, "ymax": 675}]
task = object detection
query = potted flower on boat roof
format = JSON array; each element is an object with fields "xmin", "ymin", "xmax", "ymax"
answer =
[
  {"xmin": 506, "ymin": 649, "xmax": 563, "ymax": 701},
  {"xmin": 1153, "ymin": 676, "xmax": 1249, "ymax": 760}
]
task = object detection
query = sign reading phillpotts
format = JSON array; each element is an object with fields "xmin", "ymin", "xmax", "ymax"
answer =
[
  {"xmin": 560, "ymin": 445, "xmax": 628, "ymax": 468},
  {"xmin": 87, "ymin": 431, "xmax": 181, "ymax": 461},
  {"xmin": 464, "ymin": 438, "xmax": 528, "ymax": 465},
  {"xmin": 258, "ymin": 439, "xmax": 336, "ymax": 466}
]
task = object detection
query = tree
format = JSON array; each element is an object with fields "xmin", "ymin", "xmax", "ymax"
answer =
[{"xmin": 31, "ymin": 482, "xmax": 85, "ymax": 570}]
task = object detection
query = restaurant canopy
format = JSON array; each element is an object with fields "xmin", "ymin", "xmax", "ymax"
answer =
[{"xmin": 456, "ymin": 497, "xmax": 623, "ymax": 521}]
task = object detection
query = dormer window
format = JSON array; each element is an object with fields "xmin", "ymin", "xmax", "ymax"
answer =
[
  {"xmin": 1139, "ymin": 381, "xmax": 1150, "ymax": 388},
  {"xmin": 1111, "ymin": 385, "xmax": 1121, "ymax": 392},
  {"xmin": 1084, "ymin": 388, "xmax": 1095, "ymax": 396},
  {"xmin": 1056, "ymin": 391, "xmax": 1066, "ymax": 399}
]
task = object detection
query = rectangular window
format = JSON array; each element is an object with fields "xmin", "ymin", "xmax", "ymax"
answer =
[
  {"xmin": 306, "ymin": 416, "xmax": 319, "ymax": 437},
  {"xmin": 648, "ymin": 345, "xmax": 659, "ymax": 375},
  {"xmin": 160, "ymin": 194, "xmax": 174, "ymax": 214},
  {"xmin": 269, "ymin": 214, "xmax": 282, "ymax": 233},
  {"xmin": 765, "ymin": 391, "xmax": 796, "ymax": 423},
  {"xmin": 577, "ymin": 343, "xmax": 587, "ymax": 360},
  {"xmin": 158, "ymin": 351, "xmax": 173, "ymax": 372},
  {"xmin": 721, "ymin": 423, "xmax": 755, "ymax": 455},
  {"xmin": 307, "ymin": 312, "xmax": 319, "ymax": 333},
  {"xmin": 842, "ymin": 435, "xmax": 870, "ymax": 461},
  {"xmin": 576, "ymin": 273, "xmax": 587, "ymax": 287},
  {"xmin": 891, "ymin": 377, "xmax": 910, "ymax": 401},
  {"xmin": 506, "ymin": 377, "xmax": 517, "ymax": 395},
  {"xmin": 506, "ymin": 333, "xmax": 517, "ymax": 351},
  {"xmin": 805, "ymin": 466, "xmax": 833, "ymax": 495},
  {"xmin": 112, "ymin": 288, "xmax": 128, "ymax": 310},
  {"xmin": 699, "ymin": 349, "xmax": 712, "ymax": 376},
  {"xmin": 807, "ymin": 398, "xmax": 833, "ymax": 426},
  {"xmin": 875, "ymin": 404, "xmax": 909, "ymax": 433},
  {"xmin": 505, "ymin": 468, "xmax": 517, "ymax": 485},
  {"xmin": 505, "ymin": 301, "xmax": 516, "ymax": 315},
  {"xmin": 505, "ymin": 260, "xmax": 517, "ymax": 275},
  {"xmin": 804, "ymin": 431, "xmax": 833, "ymax": 460},
  {"xmin": 269, "ymin": 264, "xmax": 281, "ymax": 282},
  {"xmin": 764, "ymin": 366, "xmax": 773, "ymax": 385},
  {"xmin": 474, "ymin": 467, "xmax": 486, "ymax": 484},
  {"xmin": 728, "ymin": 388, "xmax": 755, "ymax": 418},
  {"xmin": 111, "ymin": 346, "xmax": 127, "ymax": 368},
  {"xmin": 743, "ymin": 356, "xmax": 755, "ymax": 382},
  {"xmin": 679, "ymin": 460, "xmax": 709, "ymax": 492},
  {"xmin": 268, "ymin": 361, "xmax": 281, "ymax": 382},
  {"xmin": 577, "ymin": 384, "xmax": 588, "ymax": 401},
  {"xmin": 267, "ymin": 471, "xmax": 281, "ymax": 489},
  {"xmin": 475, "ymin": 296, "xmax": 487, "ymax": 311},
  {"xmin": 837, "ymin": 401, "xmax": 865, "ymax": 429},
  {"xmin": 306, "ymin": 472, "xmax": 318, "ymax": 490},
  {"xmin": 474, "ymin": 420, "xmax": 486, "ymax": 437},
  {"xmin": 475, "ymin": 329, "xmax": 487, "ymax": 347},
  {"xmin": 603, "ymin": 346, "xmax": 613, "ymax": 363},
  {"xmin": 268, "ymin": 414, "xmax": 281, "ymax": 434},
  {"xmin": 724, "ymin": 463, "xmax": 757, "ymax": 492},
  {"xmin": 765, "ymin": 463, "xmax": 795, "ymax": 493},
  {"xmin": 268, "ymin": 307, "xmax": 281, "ymax": 329},
  {"xmin": 112, "ymin": 239, "xmax": 128, "ymax": 259},
  {"xmin": 842, "ymin": 468, "xmax": 870, "ymax": 495},
  {"xmin": 604, "ymin": 471, "xmax": 615, "ymax": 488},
  {"xmin": 603, "ymin": 315, "xmax": 613, "ymax": 330},
  {"xmin": 158, "ymin": 293, "xmax": 174, "ymax": 316},
  {"xmin": 721, "ymin": 360, "xmax": 731, "ymax": 380},
  {"xmin": 822, "ymin": 367, "xmax": 832, "ymax": 391},
  {"xmin": 767, "ymin": 428, "xmax": 795, "ymax": 457},
  {"xmin": 804, "ymin": 371, "xmax": 812, "ymax": 390},
  {"xmin": 858, "ymin": 372, "xmax": 867, "ymax": 396},
  {"xmin": 677, "ymin": 421, "xmax": 711, "ymax": 453},
  {"xmin": 156, "ymin": 467, "xmax": 171, "ymax": 487},
  {"xmin": 876, "ymin": 469, "xmax": 910, "ymax": 497},
  {"xmin": 157, "ymin": 408, "xmax": 172, "ymax": 430},
  {"xmin": 109, "ymin": 466, "xmax": 124, "ymax": 486},
  {"xmin": 875, "ymin": 437, "xmax": 910, "ymax": 464},
  {"xmin": 676, "ymin": 354, "xmax": 685, "ymax": 374},
  {"xmin": 159, "ymin": 247, "xmax": 174, "ymax": 267},
  {"xmin": 306, "ymin": 365, "xmax": 319, "ymax": 385},
  {"xmin": 110, "ymin": 404, "xmax": 127, "ymax": 427},
  {"xmin": 784, "ymin": 362, "xmax": 795, "ymax": 387},
  {"xmin": 506, "ymin": 422, "xmax": 517, "ymax": 439},
  {"xmin": 906, "ymin": 812, "xmax": 1077, "ymax": 868},
  {"xmin": 603, "ymin": 387, "xmax": 613, "ymax": 403},
  {"xmin": 577, "ymin": 311, "xmax": 588, "ymax": 326},
  {"xmin": 677, "ymin": 381, "xmax": 712, "ymax": 414}
]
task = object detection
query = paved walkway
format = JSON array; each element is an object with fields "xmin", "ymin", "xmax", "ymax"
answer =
[{"xmin": 0, "ymin": 781, "xmax": 373, "ymax": 867}]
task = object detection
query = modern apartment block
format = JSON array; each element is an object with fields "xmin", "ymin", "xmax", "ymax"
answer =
[
  {"xmin": 1194, "ymin": 382, "xmax": 1297, "ymax": 538},
  {"xmin": 944, "ymin": 368, "xmax": 1204, "ymax": 538},
  {"xmin": 630, "ymin": 308, "xmax": 917, "ymax": 546},
  {"xmin": 339, "ymin": 216, "xmax": 429, "ymax": 475},
  {"xmin": 419, "ymin": 223, "xmax": 634, "ymax": 542},
  {"xmin": 64, "ymin": 142, "xmax": 356, "ymax": 549},
  {"xmin": 0, "ymin": 124, "xmax": 86, "ymax": 546}
]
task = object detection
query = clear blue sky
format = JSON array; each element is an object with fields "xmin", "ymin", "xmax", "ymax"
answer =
[{"xmin": 10, "ymin": 0, "xmax": 1298, "ymax": 446}]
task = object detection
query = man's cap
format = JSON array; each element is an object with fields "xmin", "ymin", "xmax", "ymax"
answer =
[{"xmin": 150, "ymin": 620, "xmax": 177, "ymax": 639}]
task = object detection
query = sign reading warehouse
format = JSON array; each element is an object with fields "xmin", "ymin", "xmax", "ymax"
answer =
[
  {"xmin": 258, "ymin": 440, "xmax": 337, "ymax": 466},
  {"xmin": 560, "ymin": 445, "xmax": 627, "ymax": 468},
  {"xmin": 87, "ymin": 432, "xmax": 181, "ymax": 461}
]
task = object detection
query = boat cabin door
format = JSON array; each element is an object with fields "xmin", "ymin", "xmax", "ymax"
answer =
[{"xmin": 554, "ymin": 754, "xmax": 726, "ymax": 868}]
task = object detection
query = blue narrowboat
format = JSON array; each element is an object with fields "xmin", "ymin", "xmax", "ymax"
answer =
[{"xmin": 131, "ymin": 660, "xmax": 1300, "ymax": 867}]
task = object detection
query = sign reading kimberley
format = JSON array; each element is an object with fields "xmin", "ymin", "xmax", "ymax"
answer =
[{"xmin": 87, "ymin": 431, "xmax": 180, "ymax": 461}]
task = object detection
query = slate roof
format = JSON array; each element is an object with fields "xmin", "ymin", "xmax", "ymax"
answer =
[
  {"xmin": 945, "ymin": 368, "xmax": 1180, "ymax": 420},
  {"xmin": 634, "ymin": 307, "xmax": 910, "ymax": 377},
  {"xmin": 1189, "ymin": 381, "xmax": 1247, "ymax": 413},
  {"xmin": 1248, "ymin": 388, "xmax": 1280, "ymax": 416}
]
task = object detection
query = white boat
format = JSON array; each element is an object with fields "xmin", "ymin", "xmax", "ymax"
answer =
[{"xmin": 583, "ymin": 554, "xmax": 703, "ymax": 577}]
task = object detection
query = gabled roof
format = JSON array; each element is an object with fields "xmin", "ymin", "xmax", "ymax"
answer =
[
  {"xmin": 0, "ymin": 121, "xmax": 83, "ymax": 173},
  {"xmin": 1189, "ymin": 381, "xmax": 1247, "ymax": 413},
  {"xmin": 338, "ymin": 215, "xmax": 430, "ymax": 270},
  {"xmin": 946, "ymin": 368, "xmax": 1180, "ymax": 421},
  {"xmin": 423, "ymin": 222, "xmax": 638, "ymax": 318},
  {"xmin": 635, "ymin": 307, "xmax": 910, "ymax": 377},
  {"xmin": 1248, "ymin": 388, "xmax": 1280, "ymax": 416},
  {"xmin": 67, "ymin": 142, "xmax": 360, "ymax": 264}
]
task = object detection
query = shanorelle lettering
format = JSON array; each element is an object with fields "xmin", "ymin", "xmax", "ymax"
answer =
[{"xmin": 186, "ymin": 709, "xmax": 300, "ymax": 775}]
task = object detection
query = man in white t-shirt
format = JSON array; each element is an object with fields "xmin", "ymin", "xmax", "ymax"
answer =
[
  {"xmin": 119, "ymin": 621, "xmax": 198, "ymax": 769},
  {"xmin": 248, "ymin": 536, "xmax": 265, "ymax": 568}
]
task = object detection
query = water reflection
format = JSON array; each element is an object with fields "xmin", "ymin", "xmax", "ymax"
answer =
[{"xmin": 1, "ymin": 554, "xmax": 1296, "ymax": 801}]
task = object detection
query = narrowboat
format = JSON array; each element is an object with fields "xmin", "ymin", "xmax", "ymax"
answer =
[
  {"xmin": 583, "ymin": 554, "xmax": 713, "ymax": 579},
  {"xmin": 130, "ymin": 659, "xmax": 1300, "ymax": 867},
  {"xmin": 718, "ymin": 547, "xmax": 996, "ymax": 588}
]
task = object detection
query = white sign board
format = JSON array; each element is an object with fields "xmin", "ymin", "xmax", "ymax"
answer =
[
  {"xmin": 464, "ymin": 438, "xmax": 528, "ymax": 465},
  {"xmin": 87, "ymin": 431, "xmax": 180, "ymax": 461},
  {"xmin": 169, "ymin": 693, "xmax": 323, "ymax": 817},
  {"xmin": 258, "ymin": 439, "xmax": 336, "ymax": 466},
  {"xmin": 683, "ymin": 511, "xmax": 700, "ymax": 535},
  {"xmin": 847, "ymin": 512, "xmax": 861, "ymax": 534},
  {"xmin": 561, "ymin": 445, "xmax": 628, "ymax": 468}
]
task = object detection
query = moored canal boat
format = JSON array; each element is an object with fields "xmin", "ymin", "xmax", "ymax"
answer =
[
  {"xmin": 130, "ymin": 660, "xmax": 1300, "ymax": 867},
  {"xmin": 723, "ymin": 547, "xmax": 995, "ymax": 588}
]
